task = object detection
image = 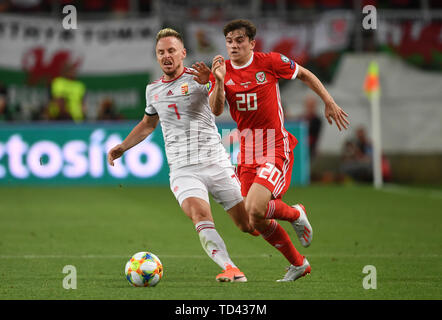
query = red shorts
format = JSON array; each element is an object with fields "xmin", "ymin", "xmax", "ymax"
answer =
[{"xmin": 236, "ymin": 152, "xmax": 294, "ymax": 199}]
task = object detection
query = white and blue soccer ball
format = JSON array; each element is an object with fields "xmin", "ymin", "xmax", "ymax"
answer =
[{"xmin": 125, "ymin": 252, "xmax": 163, "ymax": 287}]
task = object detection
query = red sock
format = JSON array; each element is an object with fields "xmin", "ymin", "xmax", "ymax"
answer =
[
  {"xmin": 260, "ymin": 220, "xmax": 304, "ymax": 266},
  {"xmin": 265, "ymin": 199, "xmax": 300, "ymax": 222}
]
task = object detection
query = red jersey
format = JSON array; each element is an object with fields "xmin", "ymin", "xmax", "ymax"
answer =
[{"xmin": 209, "ymin": 51, "xmax": 299, "ymax": 166}]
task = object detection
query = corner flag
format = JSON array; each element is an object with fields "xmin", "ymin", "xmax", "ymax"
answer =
[
  {"xmin": 364, "ymin": 61, "xmax": 383, "ymax": 189},
  {"xmin": 364, "ymin": 61, "xmax": 381, "ymax": 99}
]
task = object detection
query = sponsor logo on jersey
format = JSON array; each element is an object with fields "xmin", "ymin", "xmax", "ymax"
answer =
[
  {"xmin": 255, "ymin": 72, "xmax": 267, "ymax": 84},
  {"xmin": 167, "ymin": 90, "xmax": 173, "ymax": 96},
  {"xmin": 280, "ymin": 54, "xmax": 290, "ymax": 63},
  {"xmin": 226, "ymin": 79, "xmax": 235, "ymax": 86},
  {"xmin": 206, "ymin": 81, "xmax": 212, "ymax": 91},
  {"xmin": 181, "ymin": 83, "xmax": 189, "ymax": 95},
  {"xmin": 240, "ymin": 81, "xmax": 251, "ymax": 88}
]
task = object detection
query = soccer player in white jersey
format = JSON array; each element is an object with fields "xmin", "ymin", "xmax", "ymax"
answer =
[{"xmin": 107, "ymin": 28, "xmax": 255, "ymax": 282}]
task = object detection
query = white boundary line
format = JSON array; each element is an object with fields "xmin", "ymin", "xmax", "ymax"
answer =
[
  {"xmin": 377, "ymin": 184, "xmax": 442, "ymax": 200},
  {"xmin": 0, "ymin": 253, "xmax": 439, "ymax": 259}
]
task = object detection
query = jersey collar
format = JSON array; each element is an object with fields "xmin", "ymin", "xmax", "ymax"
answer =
[
  {"xmin": 231, "ymin": 52, "xmax": 254, "ymax": 70},
  {"xmin": 161, "ymin": 67, "xmax": 186, "ymax": 83}
]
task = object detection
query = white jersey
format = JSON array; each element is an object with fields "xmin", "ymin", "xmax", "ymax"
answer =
[{"xmin": 145, "ymin": 68, "xmax": 230, "ymax": 170}]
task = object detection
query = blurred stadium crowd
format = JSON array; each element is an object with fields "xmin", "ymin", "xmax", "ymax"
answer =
[
  {"xmin": 0, "ymin": 0, "xmax": 441, "ymax": 184},
  {"xmin": 0, "ymin": 0, "xmax": 441, "ymax": 14},
  {"xmin": 1, "ymin": 0, "xmax": 440, "ymax": 123}
]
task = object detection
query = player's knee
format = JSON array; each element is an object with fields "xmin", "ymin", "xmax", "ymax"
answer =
[
  {"xmin": 182, "ymin": 198, "xmax": 212, "ymax": 224},
  {"xmin": 245, "ymin": 200, "xmax": 266, "ymax": 221},
  {"xmin": 186, "ymin": 206, "xmax": 211, "ymax": 224},
  {"xmin": 191, "ymin": 211, "xmax": 211, "ymax": 224}
]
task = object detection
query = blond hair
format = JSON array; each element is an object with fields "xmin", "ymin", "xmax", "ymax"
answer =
[{"xmin": 156, "ymin": 28, "xmax": 184, "ymax": 44}]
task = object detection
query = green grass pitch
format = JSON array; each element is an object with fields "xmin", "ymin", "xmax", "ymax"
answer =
[{"xmin": 0, "ymin": 184, "xmax": 441, "ymax": 300}]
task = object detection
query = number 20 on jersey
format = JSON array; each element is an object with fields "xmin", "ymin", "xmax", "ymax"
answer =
[
  {"xmin": 236, "ymin": 93, "xmax": 257, "ymax": 111},
  {"xmin": 258, "ymin": 163, "xmax": 282, "ymax": 186}
]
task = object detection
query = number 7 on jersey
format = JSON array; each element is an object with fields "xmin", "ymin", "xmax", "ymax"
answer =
[{"xmin": 168, "ymin": 103, "xmax": 181, "ymax": 120}]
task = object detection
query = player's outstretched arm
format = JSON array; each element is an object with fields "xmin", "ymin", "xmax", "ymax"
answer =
[
  {"xmin": 189, "ymin": 61, "xmax": 211, "ymax": 84},
  {"xmin": 107, "ymin": 114, "xmax": 159, "ymax": 166},
  {"xmin": 209, "ymin": 55, "xmax": 226, "ymax": 116},
  {"xmin": 297, "ymin": 65, "xmax": 349, "ymax": 131}
]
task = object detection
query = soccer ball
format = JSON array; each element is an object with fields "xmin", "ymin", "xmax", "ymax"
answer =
[{"xmin": 125, "ymin": 252, "xmax": 163, "ymax": 287}]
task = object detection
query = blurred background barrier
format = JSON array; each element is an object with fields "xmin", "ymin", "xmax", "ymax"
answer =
[
  {"xmin": 0, "ymin": 0, "xmax": 441, "ymax": 185},
  {"xmin": 0, "ymin": 121, "xmax": 310, "ymax": 185},
  {"xmin": 0, "ymin": 121, "xmax": 168, "ymax": 185}
]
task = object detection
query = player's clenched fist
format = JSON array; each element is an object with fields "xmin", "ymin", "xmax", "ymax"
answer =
[{"xmin": 108, "ymin": 144, "xmax": 125, "ymax": 166}]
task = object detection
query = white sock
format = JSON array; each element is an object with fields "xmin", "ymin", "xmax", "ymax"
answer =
[{"xmin": 195, "ymin": 221, "xmax": 236, "ymax": 270}]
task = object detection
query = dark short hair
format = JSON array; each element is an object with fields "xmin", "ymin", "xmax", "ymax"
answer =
[
  {"xmin": 156, "ymin": 28, "xmax": 184, "ymax": 45},
  {"xmin": 223, "ymin": 19, "xmax": 256, "ymax": 40}
]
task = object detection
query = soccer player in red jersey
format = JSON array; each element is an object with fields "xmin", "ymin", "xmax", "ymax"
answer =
[{"xmin": 208, "ymin": 19, "xmax": 349, "ymax": 281}]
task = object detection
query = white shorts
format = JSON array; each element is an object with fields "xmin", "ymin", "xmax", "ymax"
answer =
[{"xmin": 169, "ymin": 160, "xmax": 243, "ymax": 211}]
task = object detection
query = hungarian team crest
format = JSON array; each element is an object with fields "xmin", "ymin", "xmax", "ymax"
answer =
[
  {"xmin": 255, "ymin": 71, "xmax": 267, "ymax": 84},
  {"xmin": 181, "ymin": 83, "xmax": 189, "ymax": 95}
]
